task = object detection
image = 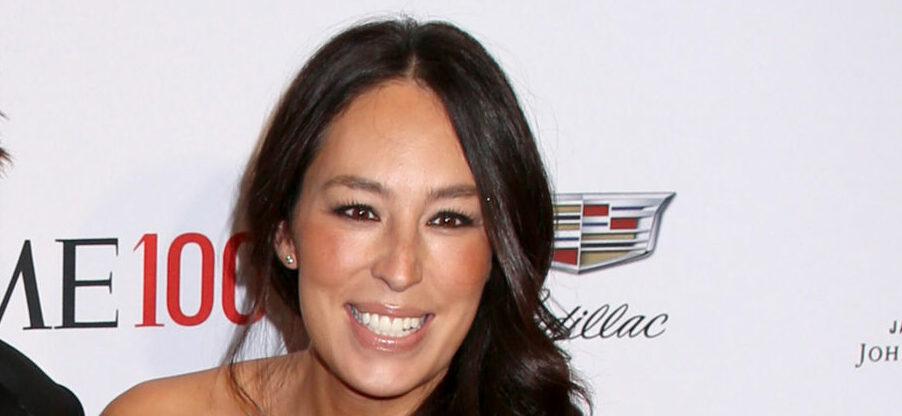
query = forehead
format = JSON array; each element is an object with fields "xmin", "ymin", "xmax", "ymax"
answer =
[{"xmin": 305, "ymin": 80, "xmax": 476, "ymax": 190}]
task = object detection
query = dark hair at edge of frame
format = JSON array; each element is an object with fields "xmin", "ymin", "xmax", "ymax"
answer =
[
  {"xmin": 0, "ymin": 111, "xmax": 9, "ymax": 173},
  {"xmin": 0, "ymin": 146, "xmax": 8, "ymax": 171},
  {"xmin": 227, "ymin": 18, "xmax": 590, "ymax": 415}
]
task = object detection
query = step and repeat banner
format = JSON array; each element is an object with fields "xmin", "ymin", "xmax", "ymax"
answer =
[{"xmin": 2, "ymin": 2, "xmax": 900, "ymax": 414}]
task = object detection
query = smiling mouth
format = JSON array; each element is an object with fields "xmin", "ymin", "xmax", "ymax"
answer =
[{"xmin": 349, "ymin": 305, "xmax": 429, "ymax": 338}]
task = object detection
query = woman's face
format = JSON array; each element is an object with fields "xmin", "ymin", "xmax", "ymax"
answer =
[{"xmin": 277, "ymin": 80, "xmax": 493, "ymax": 400}]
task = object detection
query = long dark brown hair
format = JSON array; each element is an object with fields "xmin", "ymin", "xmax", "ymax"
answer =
[{"xmin": 228, "ymin": 18, "xmax": 590, "ymax": 415}]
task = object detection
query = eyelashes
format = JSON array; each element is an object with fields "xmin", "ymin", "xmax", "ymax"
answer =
[
  {"xmin": 333, "ymin": 203, "xmax": 378, "ymax": 222},
  {"xmin": 331, "ymin": 202, "xmax": 476, "ymax": 228},
  {"xmin": 427, "ymin": 209, "xmax": 475, "ymax": 228}
]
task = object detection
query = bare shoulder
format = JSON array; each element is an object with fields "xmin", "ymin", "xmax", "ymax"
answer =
[
  {"xmin": 101, "ymin": 365, "xmax": 235, "ymax": 416},
  {"xmin": 102, "ymin": 356, "xmax": 295, "ymax": 416}
]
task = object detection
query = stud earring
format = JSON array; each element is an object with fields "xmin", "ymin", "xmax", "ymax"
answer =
[{"xmin": 285, "ymin": 255, "xmax": 295, "ymax": 265}]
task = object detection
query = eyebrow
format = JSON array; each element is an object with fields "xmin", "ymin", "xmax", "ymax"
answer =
[
  {"xmin": 323, "ymin": 175, "xmax": 386, "ymax": 195},
  {"xmin": 428, "ymin": 184, "xmax": 478, "ymax": 200},
  {"xmin": 322, "ymin": 174, "xmax": 478, "ymax": 201}
]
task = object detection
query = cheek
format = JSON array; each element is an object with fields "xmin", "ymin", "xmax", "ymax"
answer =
[
  {"xmin": 293, "ymin": 218, "xmax": 375, "ymax": 343},
  {"xmin": 295, "ymin": 218, "xmax": 372, "ymax": 287},
  {"xmin": 428, "ymin": 234, "xmax": 493, "ymax": 299}
]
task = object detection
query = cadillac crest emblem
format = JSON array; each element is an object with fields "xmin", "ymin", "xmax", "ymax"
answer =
[{"xmin": 552, "ymin": 192, "xmax": 674, "ymax": 274}]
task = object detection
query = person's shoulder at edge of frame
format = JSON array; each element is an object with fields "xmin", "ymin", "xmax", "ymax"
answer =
[
  {"xmin": 101, "ymin": 356, "xmax": 284, "ymax": 416},
  {"xmin": 101, "ymin": 368, "xmax": 219, "ymax": 416}
]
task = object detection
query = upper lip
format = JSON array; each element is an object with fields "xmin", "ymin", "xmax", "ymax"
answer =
[{"xmin": 348, "ymin": 302, "xmax": 430, "ymax": 318}]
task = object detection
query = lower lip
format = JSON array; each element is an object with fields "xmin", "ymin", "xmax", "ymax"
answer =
[{"xmin": 346, "ymin": 306, "xmax": 431, "ymax": 353}]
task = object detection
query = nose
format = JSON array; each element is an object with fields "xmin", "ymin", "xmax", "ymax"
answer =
[{"xmin": 371, "ymin": 221, "xmax": 423, "ymax": 292}]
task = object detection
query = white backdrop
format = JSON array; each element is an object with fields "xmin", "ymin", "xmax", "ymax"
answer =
[{"xmin": 2, "ymin": 1, "xmax": 901, "ymax": 414}]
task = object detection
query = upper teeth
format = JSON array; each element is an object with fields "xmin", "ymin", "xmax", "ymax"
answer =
[{"xmin": 351, "ymin": 306, "xmax": 426, "ymax": 338}]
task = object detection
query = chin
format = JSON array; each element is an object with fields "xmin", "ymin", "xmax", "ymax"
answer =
[{"xmin": 342, "ymin": 361, "xmax": 442, "ymax": 400}]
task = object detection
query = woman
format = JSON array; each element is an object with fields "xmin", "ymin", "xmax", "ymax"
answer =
[
  {"xmin": 106, "ymin": 18, "xmax": 589, "ymax": 415},
  {"xmin": 0, "ymin": 338, "xmax": 85, "ymax": 416},
  {"xmin": 1, "ymin": 139, "xmax": 85, "ymax": 415}
]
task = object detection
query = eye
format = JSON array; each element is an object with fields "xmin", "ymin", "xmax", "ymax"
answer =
[
  {"xmin": 334, "ymin": 204, "xmax": 379, "ymax": 222},
  {"xmin": 428, "ymin": 211, "xmax": 474, "ymax": 228}
]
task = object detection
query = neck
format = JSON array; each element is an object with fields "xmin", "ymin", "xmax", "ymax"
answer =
[{"xmin": 282, "ymin": 350, "xmax": 434, "ymax": 416}]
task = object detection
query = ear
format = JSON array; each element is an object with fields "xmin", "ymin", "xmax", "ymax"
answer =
[{"xmin": 274, "ymin": 220, "xmax": 299, "ymax": 270}]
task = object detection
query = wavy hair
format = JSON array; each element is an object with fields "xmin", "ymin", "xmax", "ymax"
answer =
[{"xmin": 229, "ymin": 18, "xmax": 590, "ymax": 415}]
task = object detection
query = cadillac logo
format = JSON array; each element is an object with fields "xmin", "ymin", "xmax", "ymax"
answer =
[{"xmin": 552, "ymin": 192, "xmax": 674, "ymax": 274}]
